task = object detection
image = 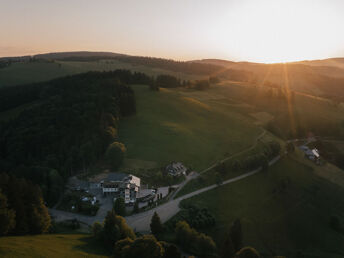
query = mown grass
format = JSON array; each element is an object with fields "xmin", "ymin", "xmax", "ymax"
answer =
[
  {"xmin": 118, "ymin": 85, "xmax": 262, "ymax": 172},
  {"xmin": 0, "ymin": 234, "xmax": 110, "ymax": 258},
  {"xmin": 178, "ymin": 156, "xmax": 344, "ymax": 257}
]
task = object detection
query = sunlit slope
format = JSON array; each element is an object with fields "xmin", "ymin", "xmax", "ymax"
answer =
[
  {"xmin": 180, "ymin": 156, "xmax": 344, "ymax": 257},
  {"xmin": 197, "ymin": 59, "xmax": 344, "ymax": 98},
  {"xmin": 0, "ymin": 234, "xmax": 108, "ymax": 258},
  {"xmin": 119, "ymin": 85, "xmax": 262, "ymax": 171}
]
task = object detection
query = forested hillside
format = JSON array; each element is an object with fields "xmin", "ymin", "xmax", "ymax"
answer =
[{"xmin": 0, "ymin": 70, "xmax": 151, "ymax": 205}]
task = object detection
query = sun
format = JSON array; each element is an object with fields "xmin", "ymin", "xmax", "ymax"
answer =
[{"xmin": 219, "ymin": 0, "xmax": 343, "ymax": 63}]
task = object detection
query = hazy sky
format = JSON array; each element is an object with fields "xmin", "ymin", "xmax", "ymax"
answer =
[{"xmin": 1, "ymin": 0, "xmax": 344, "ymax": 62}]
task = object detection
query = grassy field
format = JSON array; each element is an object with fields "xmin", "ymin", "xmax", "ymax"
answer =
[
  {"xmin": 174, "ymin": 132, "xmax": 281, "ymax": 198},
  {"xmin": 178, "ymin": 156, "xmax": 344, "ymax": 257},
  {"xmin": 0, "ymin": 60, "xmax": 202, "ymax": 87},
  {"xmin": 118, "ymin": 85, "xmax": 262, "ymax": 172},
  {"xmin": 0, "ymin": 234, "xmax": 109, "ymax": 258}
]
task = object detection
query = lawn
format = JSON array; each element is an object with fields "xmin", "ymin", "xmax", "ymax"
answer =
[
  {"xmin": 0, "ymin": 234, "xmax": 109, "ymax": 258},
  {"xmin": 118, "ymin": 85, "xmax": 262, "ymax": 172},
  {"xmin": 178, "ymin": 156, "xmax": 344, "ymax": 257}
]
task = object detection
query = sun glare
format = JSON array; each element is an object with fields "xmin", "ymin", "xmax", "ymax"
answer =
[{"xmin": 219, "ymin": 0, "xmax": 343, "ymax": 63}]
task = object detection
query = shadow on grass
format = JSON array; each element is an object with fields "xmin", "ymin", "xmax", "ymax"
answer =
[{"xmin": 73, "ymin": 235, "xmax": 111, "ymax": 256}]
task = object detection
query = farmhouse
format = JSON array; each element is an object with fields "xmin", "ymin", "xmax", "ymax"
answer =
[
  {"xmin": 299, "ymin": 145, "xmax": 320, "ymax": 162},
  {"xmin": 100, "ymin": 173, "xmax": 140, "ymax": 204},
  {"xmin": 165, "ymin": 162, "xmax": 187, "ymax": 176}
]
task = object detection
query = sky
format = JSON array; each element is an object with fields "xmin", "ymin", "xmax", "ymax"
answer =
[{"xmin": 1, "ymin": 0, "xmax": 344, "ymax": 63}]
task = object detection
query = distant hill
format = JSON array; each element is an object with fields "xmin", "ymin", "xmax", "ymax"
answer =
[
  {"xmin": 195, "ymin": 57, "xmax": 344, "ymax": 99},
  {"xmin": 1, "ymin": 51, "xmax": 344, "ymax": 100},
  {"xmin": 34, "ymin": 51, "xmax": 126, "ymax": 60}
]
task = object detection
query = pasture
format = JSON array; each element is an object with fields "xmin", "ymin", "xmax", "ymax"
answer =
[
  {"xmin": 0, "ymin": 234, "xmax": 109, "ymax": 258},
  {"xmin": 118, "ymin": 85, "xmax": 262, "ymax": 172},
  {"xmin": 179, "ymin": 156, "xmax": 344, "ymax": 257}
]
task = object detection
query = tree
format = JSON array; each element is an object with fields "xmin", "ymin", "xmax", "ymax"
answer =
[
  {"xmin": 133, "ymin": 201, "xmax": 139, "ymax": 214},
  {"xmin": 114, "ymin": 197, "xmax": 126, "ymax": 216},
  {"xmin": 234, "ymin": 247, "xmax": 260, "ymax": 258},
  {"xmin": 230, "ymin": 219, "xmax": 243, "ymax": 252},
  {"xmin": 105, "ymin": 142, "xmax": 126, "ymax": 170},
  {"xmin": 221, "ymin": 231, "xmax": 235, "ymax": 258},
  {"xmin": 0, "ymin": 190, "xmax": 16, "ymax": 235},
  {"xmin": 103, "ymin": 209, "xmax": 135, "ymax": 247},
  {"xmin": 175, "ymin": 221, "xmax": 216, "ymax": 255},
  {"xmin": 92, "ymin": 222, "xmax": 103, "ymax": 240},
  {"xmin": 162, "ymin": 243, "xmax": 181, "ymax": 258},
  {"xmin": 150, "ymin": 212, "xmax": 164, "ymax": 237}
]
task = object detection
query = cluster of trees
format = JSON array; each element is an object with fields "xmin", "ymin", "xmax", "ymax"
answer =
[
  {"xmin": 114, "ymin": 235, "xmax": 182, "ymax": 258},
  {"xmin": 93, "ymin": 209, "xmax": 271, "ymax": 258},
  {"xmin": 0, "ymin": 70, "xmax": 150, "ymax": 205},
  {"xmin": 240, "ymin": 141, "xmax": 280, "ymax": 171},
  {"xmin": 175, "ymin": 220, "xmax": 217, "ymax": 256},
  {"xmin": 50, "ymin": 55, "xmax": 223, "ymax": 76},
  {"xmin": 0, "ymin": 173, "xmax": 51, "ymax": 236},
  {"xmin": 170, "ymin": 205, "xmax": 216, "ymax": 230},
  {"xmin": 92, "ymin": 210, "xmax": 182, "ymax": 258},
  {"xmin": 59, "ymin": 191, "xmax": 99, "ymax": 216},
  {"xmin": 150, "ymin": 74, "xmax": 219, "ymax": 91},
  {"xmin": 216, "ymin": 141, "xmax": 280, "ymax": 176}
]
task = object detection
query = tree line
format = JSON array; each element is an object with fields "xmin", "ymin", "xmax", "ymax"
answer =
[{"xmin": 0, "ymin": 173, "xmax": 51, "ymax": 236}]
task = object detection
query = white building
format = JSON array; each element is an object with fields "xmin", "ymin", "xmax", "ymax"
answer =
[
  {"xmin": 165, "ymin": 162, "xmax": 187, "ymax": 176},
  {"xmin": 101, "ymin": 173, "xmax": 140, "ymax": 204}
]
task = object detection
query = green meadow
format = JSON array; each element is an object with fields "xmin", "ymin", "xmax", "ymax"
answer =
[
  {"xmin": 118, "ymin": 85, "xmax": 262, "ymax": 171},
  {"xmin": 179, "ymin": 156, "xmax": 344, "ymax": 257},
  {"xmin": 0, "ymin": 234, "xmax": 109, "ymax": 258}
]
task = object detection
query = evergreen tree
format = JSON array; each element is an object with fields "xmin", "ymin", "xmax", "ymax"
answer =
[
  {"xmin": 221, "ymin": 231, "xmax": 235, "ymax": 258},
  {"xmin": 133, "ymin": 201, "xmax": 139, "ymax": 214},
  {"xmin": 230, "ymin": 219, "xmax": 243, "ymax": 252},
  {"xmin": 150, "ymin": 212, "xmax": 164, "ymax": 237},
  {"xmin": 114, "ymin": 197, "xmax": 126, "ymax": 216}
]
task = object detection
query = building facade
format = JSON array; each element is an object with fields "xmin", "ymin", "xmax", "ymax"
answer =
[{"xmin": 101, "ymin": 173, "xmax": 140, "ymax": 204}]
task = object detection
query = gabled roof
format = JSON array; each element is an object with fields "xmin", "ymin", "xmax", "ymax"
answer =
[{"xmin": 106, "ymin": 173, "xmax": 128, "ymax": 182}]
